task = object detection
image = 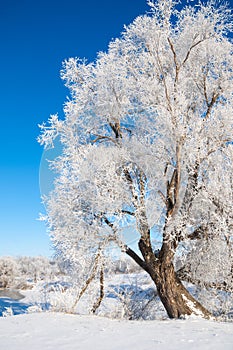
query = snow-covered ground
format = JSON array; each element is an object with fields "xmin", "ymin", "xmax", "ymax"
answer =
[
  {"xmin": 0, "ymin": 312, "xmax": 233, "ymax": 350},
  {"xmin": 0, "ymin": 271, "xmax": 232, "ymax": 350}
]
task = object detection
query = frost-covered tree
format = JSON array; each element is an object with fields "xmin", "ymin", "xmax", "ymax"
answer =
[
  {"xmin": 39, "ymin": 0, "xmax": 233, "ymax": 319},
  {"xmin": 17, "ymin": 256, "xmax": 61, "ymax": 284},
  {"xmin": 0, "ymin": 257, "xmax": 19, "ymax": 289}
]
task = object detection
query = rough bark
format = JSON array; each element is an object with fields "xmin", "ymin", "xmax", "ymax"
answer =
[
  {"xmin": 126, "ymin": 238, "xmax": 212, "ymax": 319},
  {"xmin": 153, "ymin": 260, "xmax": 211, "ymax": 319}
]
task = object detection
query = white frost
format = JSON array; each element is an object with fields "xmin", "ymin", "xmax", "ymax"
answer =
[{"xmin": 182, "ymin": 294, "xmax": 204, "ymax": 318}]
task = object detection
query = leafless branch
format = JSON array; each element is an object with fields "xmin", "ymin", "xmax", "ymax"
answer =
[
  {"xmin": 167, "ymin": 37, "xmax": 179, "ymax": 84},
  {"xmin": 91, "ymin": 134, "xmax": 118, "ymax": 144},
  {"xmin": 121, "ymin": 210, "xmax": 135, "ymax": 216},
  {"xmin": 182, "ymin": 38, "xmax": 206, "ymax": 67}
]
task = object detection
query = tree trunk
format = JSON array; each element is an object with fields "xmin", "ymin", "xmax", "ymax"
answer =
[
  {"xmin": 151, "ymin": 260, "xmax": 211, "ymax": 319},
  {"xmin": 127, "ymin": 239, "xmax": 212, "ymax": 319},
  {"xmin": 123, "ymin": 160, "xmax": 212, "ymax": 319}
]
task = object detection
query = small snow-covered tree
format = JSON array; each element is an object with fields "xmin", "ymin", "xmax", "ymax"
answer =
[
  {"xmin": 0, "ymin": 257, "xmax": 18, "ymax": 289},
  {"xmin": 39, "ymin": 0, "xmax": 233, "ymax": 319}
]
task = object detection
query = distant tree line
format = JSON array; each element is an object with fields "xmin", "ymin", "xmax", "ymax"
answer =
[{"xmin": 0, "ymin": 256, "xmax": 62, "ymax": 289}]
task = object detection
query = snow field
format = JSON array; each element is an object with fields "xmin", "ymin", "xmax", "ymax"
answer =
[{"xmin": 0, "ymin": 312, "xmax": 232, "ymax": 350}]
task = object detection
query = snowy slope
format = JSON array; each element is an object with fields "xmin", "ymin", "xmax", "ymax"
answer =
[{"xmin": 0, "ymin": 312, "xmax": 232, "ymax": 350}]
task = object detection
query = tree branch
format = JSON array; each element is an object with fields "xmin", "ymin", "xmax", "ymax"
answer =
[
  {"xmin": 71, "ymin": 250, "xmax": 101, "ymax": 311},
  {"xmin": 121, "ymin": 210, "xmax": 135, "ymax": 216},
  {"xmin": 91, "ymin": 265, "xmax": 104, "ymax": 314},
  {"xmin": 182, "ymin": 38, "xmax": 206, "ymax": 67},
  {"xmin": 167, "ymin": 37, "xmax": 179, "ymax": 84},
  {"xmin": 125, "ymin": 246, "xmax": 150, "ymax": 273},
  {"xmin": 103, "ymin": 212, "xmax": 151, "ymax": 273},
  {"xmin": 91, "ymin": 134, "xmax": 118, "ymax": 144},
  {"xmin": 109, "ymin": 122, "xmax": 122, "ymax": 139},
  {"xmin": 206, "ymin": 92, "xmax": 219, "ymax": 119}
]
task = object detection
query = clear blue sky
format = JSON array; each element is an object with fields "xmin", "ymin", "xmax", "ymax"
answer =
[{"xmin": 0, "ymin": 0, "xmax": 149, "ymax": 257}]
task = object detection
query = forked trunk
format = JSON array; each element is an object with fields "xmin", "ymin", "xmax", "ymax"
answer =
[
  {"xmin": 124, "ymin": 157, "xmax": 212, "ymax": 319},
  {"xmin": 150, "ymin": 260, "xmax": 211, "ymax": 319}
]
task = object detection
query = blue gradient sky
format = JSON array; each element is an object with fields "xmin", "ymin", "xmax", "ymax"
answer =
[{"xmin": 0, "ymin": 0, "xmax": 149, "ymax": 257}]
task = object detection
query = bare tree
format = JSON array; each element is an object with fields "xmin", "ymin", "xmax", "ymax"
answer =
[{"xmin": 39, "ymin": 0, "xmax": 233, "ymax": 318}]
